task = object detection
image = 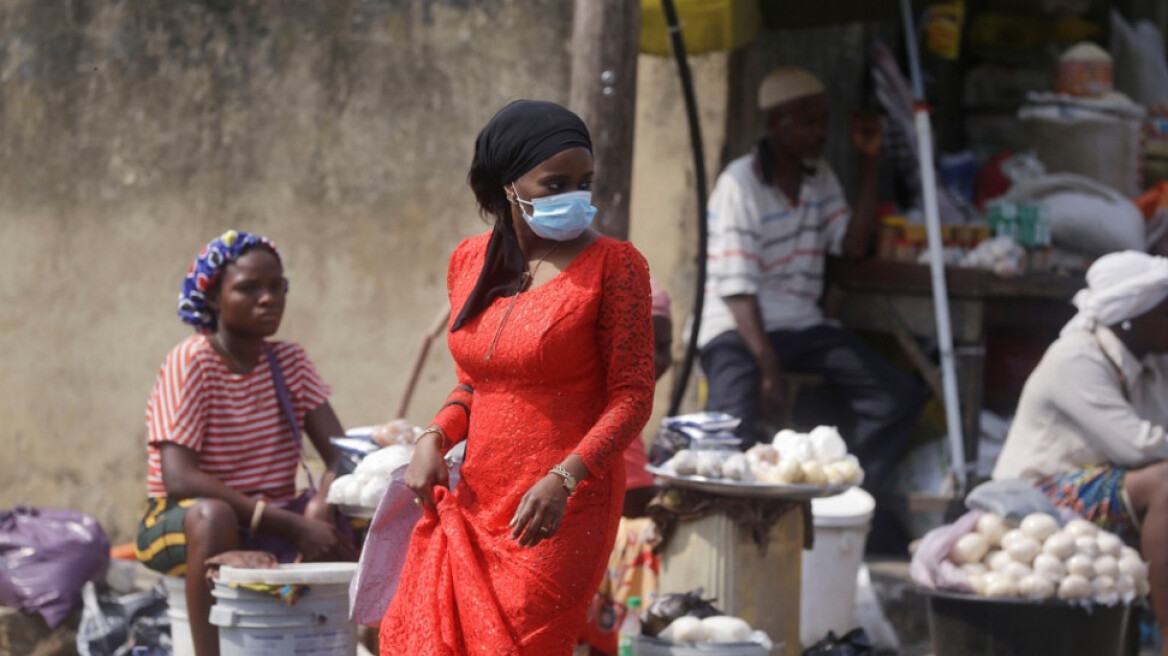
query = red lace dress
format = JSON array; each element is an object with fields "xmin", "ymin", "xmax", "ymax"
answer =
[{"xmin": 380, "ymin": 233, "xmax": 656, "ymax": 655}]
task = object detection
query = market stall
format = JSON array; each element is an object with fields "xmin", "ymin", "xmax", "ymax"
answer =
[
  {"xmin": 645, "ymin": 0, "xmax": 1168, "ymax": 653},
  {"xmin": 638, "ymin": 414, "xmax": 871, "ymax": 655},
  {"xmin": 824, "ymin": 258, "xmax": 1084, "ymax": 477}
]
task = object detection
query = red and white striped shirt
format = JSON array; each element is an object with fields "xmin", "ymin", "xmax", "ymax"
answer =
[{"xmin": 145, "ymin": 335, "xmax": 331, "ymax": 503}]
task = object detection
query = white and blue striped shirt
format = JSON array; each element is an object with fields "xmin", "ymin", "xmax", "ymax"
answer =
[{"xmin": 698, "ymin": 153, "xmax": 850, "ymax": 347}]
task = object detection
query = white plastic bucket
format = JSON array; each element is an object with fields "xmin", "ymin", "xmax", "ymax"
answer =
[
  {"xmin": 208, "ymin": 563, "xmax": 358, "ymax": 656},
  {"xmin": 800, "ymin": 487, "xmax": 875, "ymax": 646},
  {"xmin": 161, "ymin": 576, "xmax": 195, "ymax": 656}
]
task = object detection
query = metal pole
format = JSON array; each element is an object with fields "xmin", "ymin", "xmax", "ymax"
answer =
[
  {"xmin": 899, "ymin": 0, "xmax": 968, "ymax": 491},
  {"xmin": 660, "ymin": 0, "xmax": 710, "ymax": 416}
]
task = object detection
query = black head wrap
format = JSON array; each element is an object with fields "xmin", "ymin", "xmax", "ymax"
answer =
[{"xmin": 452, "ymin": 100, "xmax": 592, "ymax": 331}]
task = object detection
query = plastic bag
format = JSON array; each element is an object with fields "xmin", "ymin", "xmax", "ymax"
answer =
[
  {"xmin": 853, "ymin": 566, "xmax": 900, "ymax": 652},
  {"xmin": 802, "ymin": 628, "xmax": 874, "ymax": 655},
  {"xmin": 76, "ymin": 581, "xmax": 170, "ymax": 656},
  {"xmin": 0, "ymin": 506, "xmax": 110, "ymax": 628},
  {"xmin": 909, "ymin": 510, "xmax": 981, "ymax": 593},
  {"xmin": 964, "ymin": 478, "xmax": 1058, "ymax": 523},
  {"xmin": 348, "ymin": 458, "xmax": 462, "ymax": 625},
  {"xmin": 642, "ymin": 589, "xmax": 723, "ymax": 637},
  {"xmin": 1002, "ymin": 173, "xmax": 1145, "ymax": 257},
  {"xmin": 648, "ymin": 426, "xmax": 691, "ymax": 466}
]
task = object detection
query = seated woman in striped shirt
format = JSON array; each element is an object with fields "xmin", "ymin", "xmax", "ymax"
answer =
[{"xmin": 136, "ymin": 230, "xmax": 356, "ymax": 656}]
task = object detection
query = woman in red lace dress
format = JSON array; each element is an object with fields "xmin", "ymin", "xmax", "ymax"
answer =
[{"xmin": 379, "ymin": 100, "xmax": 655, "ymax": 655}]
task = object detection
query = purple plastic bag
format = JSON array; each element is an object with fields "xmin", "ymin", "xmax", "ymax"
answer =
[
  {"xmin": 910, "ymin": 509, "xmax": 982, "ymax": 593},
  {"xmin": 0, "ymin": 506, "xmax": 110, "ymax": 628},
  {"xmin": 348, "ymin": 460, "xmax": 461, "ymax": 625}
]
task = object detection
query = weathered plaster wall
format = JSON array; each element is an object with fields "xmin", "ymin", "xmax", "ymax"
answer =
[
  {"xmin": 629, "ymin": 52, "xmax": 729, "ymax": 433},
  {"xmin": 0, "ymin": 0, "xmax": 577, "ymax": 541}
]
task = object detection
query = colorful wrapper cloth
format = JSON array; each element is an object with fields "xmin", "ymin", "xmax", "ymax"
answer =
[{"xmin": 1038, "ymin": 463, "xmax": 1140, "ymax": 546}]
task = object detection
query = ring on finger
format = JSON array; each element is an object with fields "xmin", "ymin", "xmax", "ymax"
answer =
[{"xmin": 539, "ymin": 526, "xmax": 550, "ymax": 533}]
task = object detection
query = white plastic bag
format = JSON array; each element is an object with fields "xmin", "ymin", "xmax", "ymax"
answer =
[{"xmin": 1002, "ymin": 173, "xmax": 1145, "ymax": 257}]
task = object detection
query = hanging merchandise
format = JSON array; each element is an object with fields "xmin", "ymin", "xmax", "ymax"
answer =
[
  {"xmin": 968, "ymin": 13, "xmax": 1048, "ymax": 54},
  {"xmin": 924, "ymin": 1, "xmax": 965, "ymax": 61},
  {"xmin": 870, "ymin": 41, "xmax": 967, "ymax": 226},
  {"xmin": 639, "ymin": 0, "xmax": 759, "ymax": 56}
]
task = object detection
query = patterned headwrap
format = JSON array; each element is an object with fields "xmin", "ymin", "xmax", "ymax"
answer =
[{"xmin": 177, "ymin": 230, "xmax": 281, "ymax": 333}]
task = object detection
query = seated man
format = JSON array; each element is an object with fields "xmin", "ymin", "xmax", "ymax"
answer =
[
  {"xmin": 698, "ymin": 67, "xmax": 926, "ymax": 504},
  {"xmin": 994, "ymin": 251, "xmax": 1168, "ymax": 653}
]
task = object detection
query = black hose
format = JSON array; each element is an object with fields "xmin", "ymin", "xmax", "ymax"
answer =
[{"xmin": 661, "ymin": 0, "xmax": 710, "ymax": 416}]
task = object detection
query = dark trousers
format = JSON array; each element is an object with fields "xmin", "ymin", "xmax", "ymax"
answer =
[{"xmin": 701, "ymin": 324, "xmax": 927, "ymax": 496}]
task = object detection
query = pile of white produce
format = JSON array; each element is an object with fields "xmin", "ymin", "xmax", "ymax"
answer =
[
  {"xmin": 949, "ymin": 512, "xmax": 1150, "ymax": 604},
  {"xmin": 917, "ymin": 236, "xmax": 1027, "ymax": 277},
  {"xmin": 660, "ymin": 426, "xmax": 863, "ymax": 486},
  {"xmin": 657, "ymin": 615, "xmax": 768, "ymax": 646},
  {"xmin": 326, "ymin": 444, "xmax": 414, "ymax": 509}
]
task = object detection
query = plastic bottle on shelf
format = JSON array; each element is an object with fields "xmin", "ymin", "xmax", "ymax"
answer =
[{"xmin": 618, "ymin": 596, "xmax": 642, "ymax": 656}]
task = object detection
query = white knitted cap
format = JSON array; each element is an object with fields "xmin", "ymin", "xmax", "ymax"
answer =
[{"xmin": 758, "ymin": 67, "xmax": 825, "ymax": 111}]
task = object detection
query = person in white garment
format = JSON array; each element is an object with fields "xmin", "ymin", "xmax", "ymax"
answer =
[{"xmin": 993, "ymin": 251, "xmax": 1168, "ymax": 654}]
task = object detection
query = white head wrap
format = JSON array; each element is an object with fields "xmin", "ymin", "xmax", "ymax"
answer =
[
  {"xmin": 758, "ymin": 67, "xmax": 825, "ymax": 112},
  {"xmin": 1061, "ymin": 251, "xmax": 1168, "ymax": 335}
]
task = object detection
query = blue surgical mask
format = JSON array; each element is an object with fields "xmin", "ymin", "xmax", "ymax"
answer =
[{"xmin": 512, "ymin": 184, "xmax": 597, "ymax": 241}]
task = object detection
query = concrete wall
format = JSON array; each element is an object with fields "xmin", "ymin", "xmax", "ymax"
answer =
[
  {"xmin": 629, "ymin": 51, "xmax": 729, "ymax": 434},
  {"xmin": 0, "ymin": 0, "xmax": 736, "ymax": 543},
  {"xmin": 0, "ymin": 0, "xmax": 579, "ymax": 542}
]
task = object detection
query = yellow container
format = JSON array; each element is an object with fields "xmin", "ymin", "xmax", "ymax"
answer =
[
  {"xmin": 640, "ymin": 0, "xmax": 761, "ymax": 56},
  {"xmin": 903, "ymin": 224, "xmax": 928, "ymax": 243}
]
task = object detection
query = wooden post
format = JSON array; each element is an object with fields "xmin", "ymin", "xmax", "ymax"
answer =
[{"xmin": 569, "ymin": 0, "xmax": 640, "ymax": 241}]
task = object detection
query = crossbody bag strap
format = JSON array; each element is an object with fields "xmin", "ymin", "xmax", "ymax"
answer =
[{"xmin": 264, "ymin": 344, "xmax": 317, "ymax": 493}]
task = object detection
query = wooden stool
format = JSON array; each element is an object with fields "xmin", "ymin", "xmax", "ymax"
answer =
[{"xmin": 779, "ymin": 373, "xmax": 828, "ymax": 428}]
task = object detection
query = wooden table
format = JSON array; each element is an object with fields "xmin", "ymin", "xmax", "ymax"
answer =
[{"xmin": 824, "ymin": 258, "xmax": 1083, "ymax": 489}]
